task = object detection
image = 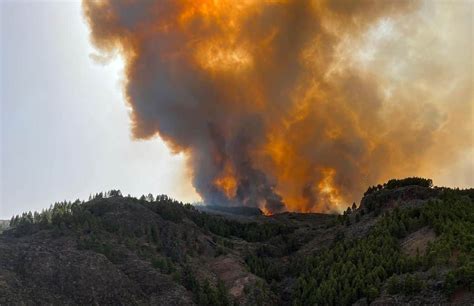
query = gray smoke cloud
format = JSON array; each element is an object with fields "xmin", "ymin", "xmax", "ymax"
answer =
[{"xmin": 83, "ymin": 0, "xmax": 473, "ymax": 213}]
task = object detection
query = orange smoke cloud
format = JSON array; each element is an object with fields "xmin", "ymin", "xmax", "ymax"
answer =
[
  {"xmin": 214, "ymin": 162, "xmax": 238, "ymax": 199},
  {"xmin": 83, "ymin": 0, "xmax": 473, "ymax": 213}
]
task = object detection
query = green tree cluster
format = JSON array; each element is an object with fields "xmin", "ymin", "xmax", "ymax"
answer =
[
  {"xmin": 181, "ymin": 265, "xmax": 231, "ymax": 306},
  {"xmin": 364, "ymin": 177, "xmax": 433, "ymax": 196},
  {"xmin": 291, "ymin": 192, "xmax": 473, "ymax": 305}
]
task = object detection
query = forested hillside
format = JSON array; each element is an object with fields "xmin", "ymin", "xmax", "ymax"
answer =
[{"xmin": 2, "ymin": 178, "xmax": 473, "ymax": 305}]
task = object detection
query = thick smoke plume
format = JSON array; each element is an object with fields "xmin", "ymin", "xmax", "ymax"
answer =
[{"xmin": 83, "ymin": 0, "xmax": 473, "ymax": 213}]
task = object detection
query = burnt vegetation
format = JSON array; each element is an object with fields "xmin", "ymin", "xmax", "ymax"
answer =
[{"xmin": 3, "ymin": 178, "xmax": 474, "ymax": 305}]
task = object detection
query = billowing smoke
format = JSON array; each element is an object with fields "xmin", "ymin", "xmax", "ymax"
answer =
[{"xmin": 83, "ymin": 0, "xmax": 473, "ymax": 213}]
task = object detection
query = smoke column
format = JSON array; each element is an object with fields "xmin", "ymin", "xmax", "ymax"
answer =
[{"xmin": 83, "ymin": 0, "xmax": 473, "ymax": 213}]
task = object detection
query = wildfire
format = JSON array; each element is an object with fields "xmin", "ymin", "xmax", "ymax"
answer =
[
  {"xmin": 317, "ymin": 168, "xmax": 344, "ymax": 212},
  {"xmin": 196, "ymin": 43, "xmax": 253, "ymax": 73},
  {"xmin": 214, "ymin": 174, "xmax": 238, "ymax": 199},
  {"xmin": 84, "ymin": 0, "xmax": 473, "ymax": 213},
  {"xmin": 260, "ymin": 205, "xmax": 273, "ymax": 216},
  {"xmin": 213, "ymin": 161, "xmax": 238, "ymax": 199}
]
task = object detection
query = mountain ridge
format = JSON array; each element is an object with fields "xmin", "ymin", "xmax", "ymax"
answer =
[{"xmin": 1, "ymin": 179, "xmax": 473, "ymax": 305}]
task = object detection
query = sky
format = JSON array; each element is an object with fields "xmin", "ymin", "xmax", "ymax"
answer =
[
  {"xmin": 0, "ymin": 0, "xmax": 200, "ymax": 219},
  {"xmin": 0, "ymin": 0, "xmax": 473, "ymax": 218}
]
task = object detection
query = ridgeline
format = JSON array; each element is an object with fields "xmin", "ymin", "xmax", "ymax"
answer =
[{"xmin": 1, "ymin": 178, "xmax": 473, "ymax": 305}]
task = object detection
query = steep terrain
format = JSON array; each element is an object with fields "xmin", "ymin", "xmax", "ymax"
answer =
[{"xmin": 1, "ymin": 179, "xmax": 473, "ymax": 305}]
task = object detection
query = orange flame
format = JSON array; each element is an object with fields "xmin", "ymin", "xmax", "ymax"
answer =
[{"xmin": 260, "ymin": 206, "xmax": 273, "ymax": 216}]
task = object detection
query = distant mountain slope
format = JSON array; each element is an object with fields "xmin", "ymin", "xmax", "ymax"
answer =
[
  {"xmin": 1, "ymin": 179, "xmax": 473, "ymax": 305},
  {"xmin": 195, "ymin": 205, "xmax": 263, "ymax": 218}
]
